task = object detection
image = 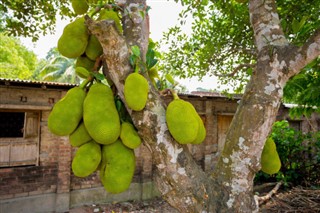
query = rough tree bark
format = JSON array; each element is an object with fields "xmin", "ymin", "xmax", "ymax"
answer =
[{"xmin": 86, "ymin": 0, "xmax": 320, "ymax": 212}]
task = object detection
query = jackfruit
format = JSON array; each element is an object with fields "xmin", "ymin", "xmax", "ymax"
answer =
[
  {"xmin": 124, "ymin": 73, "xmax": 149, "ymax": 111},
  {"xmin": 69, "ymin": 122, "xmax": 92, "ymax": 147},
  {"xmin": 57, "ymin": 17, "xmax": 89, "ymax": 58},
  {"xmin": 75, "ymin": 55, "xmax": 95, "ymax": 71},
  {"xmin": 191, "ymin": 115, "xmax": 206, "ymax": 144},
  {"xmin": 120, "ymin": 122, "xmax": 142, "ymax": 149},
  {"xmin": 261, "ymin": 137, "xmax": 281, "ymax": 175},
  {"xmin": 72, "ymin": 141, "xmax": 101, "ymax": 177},
  {"xmin": 100, "ymin": 139, "xmax": 135, "ymax": 193},
  {"xmin": 71, "ymin": 0, "xmax": 88, "ymax": 15},
  {"xmin": 97, "ymin": 10, "xmax": 123, "ymax": 34},
  {"xmin": 85, "ymin": 35, "xmax": 103, "ymax": 61},
  {"xmin": 166, "ymin": 99, "xmax": 199, "ymax": 144},
  {"xmin": 75, "ymin": 66, "xmax": 91, "ymax": 79},
  {"xmin": 83, "ymin": 83, "xmax": 120, "ymax": 145},
  {"xmin": 48, "ymin": 87, "xmax": 86, "ymax": 136}
]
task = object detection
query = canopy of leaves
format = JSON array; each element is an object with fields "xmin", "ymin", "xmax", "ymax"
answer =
[
  {"xmin": 0, "ymin": 0, "xmax": 72, "ymax": 41},
  {"xmin": 0, "ymin": 33, "xmax": 38, "ymax": 79},
  {"xmin": 161, "ymin": 0, "xmax": 320, "ymax": 92},
  {"xmin": 283, "ymin": 57, "xmax": 320, "ymax": 117}
]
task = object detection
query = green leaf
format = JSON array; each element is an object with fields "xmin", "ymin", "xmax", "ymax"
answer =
[
  {"xmin": 131, "ymin": 45, "xmax": 141, "ymax": 57},
  {"xmin": 92, "ymin": 72, "xmax": 105, "ymax": 81},
  {"xmin": 165, "ymin": 74, "xmax": 175, "ymax": 85}
]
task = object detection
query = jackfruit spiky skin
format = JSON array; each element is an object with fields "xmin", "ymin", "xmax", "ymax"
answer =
[
  {"xmin": 120, "ymin": 122, "xmax": 142, "ymax": 149},
  {"xmin": 191, "ymin": 115, "xmax": 206, "ymax": 144},
  {"xmin": 57, "ymin": 17, "xmax": 89, "ymax": 58},
  {"xmin": 97, "ymin": 10, "xmax": 123, "ymax": 34},
  {"xmin": 83, "ymin": 83, "xmax": 120, "ymax": 145},
  {"xmin": 85, "ymin": 35, "xmax": 103, "ymax": 61},
  {"xmin": 71, "ymin": 0, "xmax": 89, "ymax": 15},
  {"xmin": 261, "ymin": 137, "xmax": 281, "ymax": 175},
  {"xmin": 69, "ymin": 122, "xmax": 92, "ymax": 147},
  {"xmin": 100, "ymin": 139, "xmax": 135, "ymax": 194},
  {"xmin": 166, "ymin": 99, "xmax": 199, "ymax": 144},
  {"xmin": 75, "ymin": 55, "xmax": 95, "ymax": 71},
  {"xmin": 48, "ymin": 87, "xmax": 86, "ymax": 136},
  {"xmin": 72, "ymin": 140, "xmax": 101, "ymax": 177},
  {"xmin": 124, "ymin": 73, "xmax": 149, "ymax": 111}
]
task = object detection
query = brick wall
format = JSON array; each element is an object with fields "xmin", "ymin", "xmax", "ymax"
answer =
[{"xmin": 0, "ymin": 164, "xmax": 58, "ymax": 200}]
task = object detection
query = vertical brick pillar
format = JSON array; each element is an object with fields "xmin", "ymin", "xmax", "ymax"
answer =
[
  {"xmin": 55, "ymin": 136, "xmax": 72, "ymax": 212},
  {"xmin": 204, "ymin": 100, "xmax": 218, "ymax": 173},
  {"xmin": 55, "ymin": 91, "xmax": 72, "ymax": 212}
]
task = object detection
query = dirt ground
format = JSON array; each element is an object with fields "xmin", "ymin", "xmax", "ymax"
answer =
[{"xmin": 69, "ymin": 186, "xmax": 320, "ymax": 213}]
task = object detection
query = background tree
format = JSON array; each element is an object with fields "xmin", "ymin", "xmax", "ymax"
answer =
[
  {"xmin": 2, "ymin": 0, "xmax": 319, "ymax": 212},
  {"xmin": 38, "ymin": 47, "xmax": 78, "ymax": 83},
  {"xmin": 0, "ymin": 33, "xmax": 38, "ymax": 79}
]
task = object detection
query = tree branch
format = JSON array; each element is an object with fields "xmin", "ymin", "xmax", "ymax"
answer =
[
  {"xmin": 249, "ymin": 0, "xmax": 288, "ymax": 51},
  {"xmin": 288, "ymin": 29, "xmax": 320, "ymax": 76},
  {"xmin": 256, "ymin": 181, "xmax": 283, "ymax": 205},
  {"xmin": 214, "ymin": 63, "xmax": 256, "ymax": 77}
]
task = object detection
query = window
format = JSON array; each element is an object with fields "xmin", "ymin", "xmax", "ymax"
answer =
[
  {"xmin": 0, "ymin": 110, "xmax": 40, "ymax": 167},
  {"xmin": 0, "ymin": 112, "xmax": 25, "ymax": 138}
]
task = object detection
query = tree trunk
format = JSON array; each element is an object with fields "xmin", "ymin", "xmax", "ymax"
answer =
[{"xmin": 86, "ymin": 0, "xmax": 320, "ymax": 212}]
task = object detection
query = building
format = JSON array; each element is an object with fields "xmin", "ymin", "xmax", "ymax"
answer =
[{"xmin": 0, "ymin": 78, "xmax": 318, "ymax": 212}]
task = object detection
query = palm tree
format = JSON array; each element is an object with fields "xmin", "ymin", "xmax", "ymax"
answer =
[{"xmin": 38, "ymin": 47, "xmax": 79, "ymax": 83}]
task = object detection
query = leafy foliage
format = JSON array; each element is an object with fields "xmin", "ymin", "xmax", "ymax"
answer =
[
  {"xmin": 162, "ymin": 0, "xmax": 320, "ymax": 92},
  {"xmin": 255, "ymin": 120, "xmax": 320, "ymax": 187},
  {"xmin": 0, "ymin": 0, "xmax": 72, "ymax": 41},
  {"xmin": 0, "ymin": 33, "xmax": 38, "ymax": 79},
  {"xmin": 283, "ymin": 57, "xmax": 320, "ymax": 117}
]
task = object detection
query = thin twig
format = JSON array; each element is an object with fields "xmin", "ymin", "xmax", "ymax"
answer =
[{"xmin": 257, "ymin": 181, "xmax": 283, "ymax": 205}]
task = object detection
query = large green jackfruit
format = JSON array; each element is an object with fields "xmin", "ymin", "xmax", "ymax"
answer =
[
  {"xmin": 124, "ymin": 73, "xmax": 149, "ymax": 111},
  {"xmin": 261, "ymin": 137, "xmax": 281, "ymax": 175},
  {"xmin": 57, "ymin": 17, "xmax": 89, "ymax": 58},
  {"xmin": 71, "ymin": 0, "xmax": 89, "ymax": 15},
  {"xmin": 166, "ymin": 99, "xmax": 199, "ymax": 144},
  {"xmin": 85, "ymin": 35, "xmax": 103, "ymax": 61},
  {"xmin": 48, "ymin": 87, "xmax": 86, "ymax": 136},
  {"xmin": 120, "ymin": 122, "xmax": 141, "ymax": 149},
  {"xmin": 72, "ymin": 141, "xmax": 101, "ymax": 177},
  {"xmin": 69, "ymin": 122, "xmax": 92, "ymax": 147},
  {"xmin": 100, "ymin": 139, "xmax": 135, "ymax": 193},
  {"xmin": 83, "ymin": 83, "xmax": 120, "ymax": 145},
  {"xmin": 75, "ymin": 55, "xmax": 95, "ymax": 71},
  {"xmin": 97, "ymin": 10, "xmax": 123, "ymax": 34}
]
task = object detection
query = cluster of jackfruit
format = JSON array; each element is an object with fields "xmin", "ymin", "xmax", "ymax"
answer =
[
  {"xmin": 57, "ymin": 8, "xmax": 122, "ymax": 79},
  {"xmin": 261, "ymin": 137, "xmax": 281, "ymax": 175},
  {"xmin": 48, "ymin": 82, "xmax": 141, "ymax": 194}
]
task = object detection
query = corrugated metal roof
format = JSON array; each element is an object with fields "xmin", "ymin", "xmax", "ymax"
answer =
[
  {"xmin": 0, "ymin": 78, "xmax": 240, "ymax": 98},
  {"xmin": 0, "ymin": 78, "xmax": 77, "ymax": 89}
]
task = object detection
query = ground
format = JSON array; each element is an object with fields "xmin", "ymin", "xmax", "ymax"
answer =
[{"xmin": 69, "ymin": 186, "xmax": 320, "ymax": 213}]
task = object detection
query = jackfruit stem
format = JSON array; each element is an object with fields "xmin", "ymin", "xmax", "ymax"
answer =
[
  {"xmin": 79, "ymin": 78, "xmax": 91, "ymax": 89},
  {"xmin": 170, "ymin": 89, "xmax": 180, "ymax": 100}
]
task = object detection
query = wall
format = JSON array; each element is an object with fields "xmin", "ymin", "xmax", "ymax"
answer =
[{"xmin": 0, "ymin": 81, "xmax": 319, "ymax": 212}]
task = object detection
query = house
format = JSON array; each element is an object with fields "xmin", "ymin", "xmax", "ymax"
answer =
[{"xmin": 0, "ymin": 78, "xmax": 318, "ymax": 212}]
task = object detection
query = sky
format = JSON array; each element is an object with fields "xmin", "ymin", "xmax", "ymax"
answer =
[{"xmin": 20, "ymin": 0, "xmax": 223, "ymax": 92}]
